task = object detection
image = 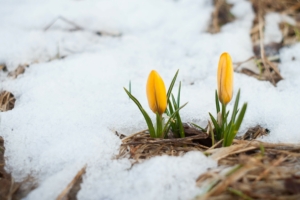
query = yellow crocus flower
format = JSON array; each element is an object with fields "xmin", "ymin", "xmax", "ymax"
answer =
[
  {"xmin": 217, "ymin": 52, "xmax": 233, "ymax": 105},
  {"xmin": 146, "ymin": 70, "xmax": 167, "ymax": 115}
]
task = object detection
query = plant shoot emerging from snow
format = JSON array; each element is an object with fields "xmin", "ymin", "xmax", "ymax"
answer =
[
  {"xmin": 209, "ymin": 52, "xmax": 248, "ymax": 147},
  {"xmin": 124, "ymin": 70, "xmax": 187, "ymax": 138}
]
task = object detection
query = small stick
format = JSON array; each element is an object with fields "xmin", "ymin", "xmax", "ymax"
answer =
[
  {"xmin": 258, "ymin": 10, "xmax": 275, "ymax": 86},
  {"xmin": 56, "ymin": 165, "xmax": 87, "ymax": 200},
  {"xmin": 207, "ymin": 139, "xmax": 223, "ymax": 150},
  {"xmin": 234, "ymin": 56, "xmax": 255, "ymax": 70},
  {"xmin": 44, "ymin": 16, "xmax": 121, "ymax": 37},
  {"xmin": 44, "ymin": 16, "xmax": 83, "ymax": 31}
]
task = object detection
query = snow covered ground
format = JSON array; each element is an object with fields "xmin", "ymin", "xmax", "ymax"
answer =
[{"xmin": 0, "ymin": 0, "xmax": 299, "ymax": 199}]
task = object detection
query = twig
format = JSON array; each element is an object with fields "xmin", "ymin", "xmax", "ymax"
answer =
[
  {"xmin": 56, "ymin": 165, "xmax": 87, "ymax": 200},
  {"xmin": 234, "ymin": 56, "xmax": 255, "ymax": 70},
  {"xmin": 44, "ymin": 16, "xmax": 121, "ymax": 37},
  {"xmin": 258, "ymin": 6, "xmax": 276, "ymax": 86}
]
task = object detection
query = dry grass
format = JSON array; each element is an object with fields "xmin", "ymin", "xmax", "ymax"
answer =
[
  {"xmin": 208, "ymin": 0, "xmax": 300, "ymax": 86},
  {"xmin": 196, "ymin": 140, "xmax": 300, "ymax": 199},
  {"xmin": 117, "ymin": 125, "xmax": 268, "ymax": 162},
  {"xmin": 56, "ymin": 165, "xmax": 86, "ymax": 200},
  {"xmin": 116, "ymin": 125, "xmax": 300, "ymax": 199},
  {"xmin": 7, "ymin": 65, "xmax": 27, "ymax": 79},
  {"xmin": 0, "ymin": 91, "xmax": 16, "ymax": 112},
  {"xmin": 238, "ymin": 0, "xmax": 300, "ymax": 86},
  {"xmin": 117, "ymin": 129, "xmax": 210, "ymax": 162}
]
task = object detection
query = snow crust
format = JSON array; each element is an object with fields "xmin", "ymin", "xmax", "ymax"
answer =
[{"xmin": 0, "ymin": 0, "xmax": 299, "ymax": 199}]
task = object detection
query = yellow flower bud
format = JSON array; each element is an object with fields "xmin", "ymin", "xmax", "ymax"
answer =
[
  {"xmin": 217, "ymin": 52, "xmax": 233, "ymax": 105},
  {"xmin": 146, "ymin": 70, "xmax": 167, "ymax": 115}
]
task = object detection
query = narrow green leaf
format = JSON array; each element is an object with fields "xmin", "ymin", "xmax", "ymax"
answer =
[
  {"xmin": 177, "ymin": 81, "xmax": 181, "ymax": 106},
  {"xmin": 170, "ymin": 95, "xmax": 185, "ymax": 137},
  {"xmin": 171, "ymin": 94, "xmax": 178, "ymax": 110},
  {"xmin": 167, "ymin": 98, "xmax": 179, "ymax": 137},
  {"xmin": 176, "ymin": 112, "xmax": 185, "ymax": 138},
  {"xmin": 223, "ymin": 123, "xmax": 235, "ymax": 147},
  {"xmin": 234, "ymin": 103, "xmax": 247, "ymax": 132},
  {"xmin": 230, "ymin": 89, "xmax": 241, "ymax": 124},
  {"xmin": 124, "ymin": 88, "xmax": 155, "ymax": 137},
  {"xmin": 167, "ymin": 69, "xmax": 179, "ymax": 100},
  {"xmin": 209, "ymin": 113, "xmax": 220, "ymax": 140},
  {"xmin": 191, "ymin": 123, "xmax": 206, "ymax": 132},
  {"xmin": 162, "ymin": 102, "xmax": 188, "ymax": 138},
  {"xmin": 167, "ymin": 98, "xmax": 174, "ymax": 116},
  {"xmin": 215, "ymin": 90, "xmax": 220, "ymax": 113},
  {"xmin": 165, "ymin": 108, "xmax": 170, "ymax": 116},
  {"xmin": 225, "ymin": 111, "xmax": 230, "ymax": 120}
]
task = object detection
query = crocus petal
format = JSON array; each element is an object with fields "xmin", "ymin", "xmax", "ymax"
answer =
[
  {"xmin": 146, "ymin": 70, "xmax": 167, "ymax": 115},
  {"xmin": 217, "ymin": 52, "xmax": 233, "ymax": 105}
]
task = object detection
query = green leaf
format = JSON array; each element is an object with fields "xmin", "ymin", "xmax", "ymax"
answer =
[
  {"xmin": 191, "ymin": 123, "xmax": 206, "ymax": 132},
  {"xmin": 230, "ymin": 89, "xmax": 241, "ymax": 124},
  {"xmin": 162, "ymin": 102, "xmax": 188, "ymax": 138},
  {"xmin": 227, "ymin": 103, "xmax": 247, "ymax": 146},
  {"xmin": 215, "ymin": 90, "xmax": 220, "ymax": 114},
  {"xmin": 124, "ymin": 88, "xmax": 156, "ymax": 137},
  {"xmin": 225, "ymin": 111, "xmax": 230, "ymax": 120},
  {"xmin": 209, "ymin": 113, "xmax": 220, "ymax": 140},
  {"xmin": 165, "ymin": 108, "xmax": 170, "ymax": 116},
  {"xmin": 177, "ymin": 81, "xmax": 181, "ymax": 106},
  {"xmin": 234, "ymin": 103, "xmax": 247, "ymax": 132},
  {"xmin": 167, "ymin": 98, "xmax": 174, "ymax": 115},
  {"xmin": 171, "ymin": 94, "xmax": 185, "ymax": 137},
  {"xmin": 167, "ymin": 98, "xmax": 179, "ymax": 137},
  {"xmin": 223, "ymin": 123, "xmax": 235, "ymax": 147},
  {"xmin": 167, "ymin": 69, "xmax": 179, "ymax": 100},
  {"xmin": 176, "ymin": 111, "xmax": 185, "ymax": 138},
  {"xmin": 171, "ymin": 94, "xmax": 178, "ymax": 110}
]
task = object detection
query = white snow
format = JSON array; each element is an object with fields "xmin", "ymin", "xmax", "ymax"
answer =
[{"xmin": 0, "ymin": 0, "xmax": 299, "ymax": 199}]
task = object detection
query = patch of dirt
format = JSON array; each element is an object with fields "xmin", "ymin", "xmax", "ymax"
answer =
[{"xmin": 207, "ymin": 0, "xmax": 236, "ymax": 34}]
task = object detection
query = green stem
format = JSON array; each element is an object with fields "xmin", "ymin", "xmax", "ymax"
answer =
[
  {"xmin": 156, "ymin": 113, "xmax": 163, "ymax": 138},
  {"xmin": 221, "ymin": 103, "xmax": 226, "ymax": 139}
]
